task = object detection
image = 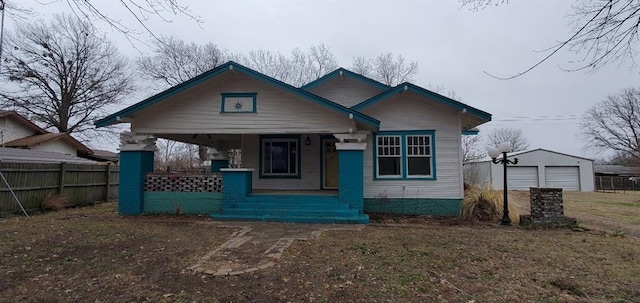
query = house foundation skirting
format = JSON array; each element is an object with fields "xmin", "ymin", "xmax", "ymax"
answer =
[{"xmin": 363, "ymin": 198, "xmax": 462, "ymax": 216}]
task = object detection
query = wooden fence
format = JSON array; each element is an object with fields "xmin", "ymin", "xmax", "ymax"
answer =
[
  {"xmin": 595, "ymin": 175, "xmax": 640, "ymax": 192},
  {"xmin": 0, "ymin": 162, "xmax": 119, "ymax": 215}
]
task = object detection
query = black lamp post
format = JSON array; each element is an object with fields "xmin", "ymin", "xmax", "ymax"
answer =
[{"xmin": 488, "ymin": 142, "xmax": 518, "ymax": 226}]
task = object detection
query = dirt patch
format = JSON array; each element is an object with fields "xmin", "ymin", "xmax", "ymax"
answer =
[{"xmin": 1, "ymin": 202, "xmax": 639, "ymax": 302}]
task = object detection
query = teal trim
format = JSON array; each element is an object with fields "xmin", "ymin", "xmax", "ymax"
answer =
[
  {"xmin": 259, "ymin": 135, "xmax": 301, "ymax": 179},
  {"xmin": 95, "ymin": 61, "xmax": 380, "ymax": 129},
  {"xmin": 144, "ymin": 192, "xmax": 223, "ymax": 215},
  {"xmin": 373, "ymin": 131, "xmax": 436, "ymax": 180},
  {"xmin": 462, "ymin": 130, "xmax": 479, "ymax": 135},
  {"xmin": 220, "ymin": 92, "xmax": 257, "ymax": 113},
  {"xmin": 118, "ymin": 150, "xmax": 154, "ymax": 215},
  {"xmin": 338, "ymin": 149, "xmax": 364, "ymax": 213},
  {"xmin": 352, "ymin": 83, "xmax": 492, "ymax": 123},
  {"xmin": 364, "ymin": 198, "xmax": 462, "ymax": 216},
  {"xmin": 210, "ymin": 159, "xmax": 229, "ymax": 172},
  {"xmin": 301, "ymin": 68, "xmax": 390, "ymax": 91}
]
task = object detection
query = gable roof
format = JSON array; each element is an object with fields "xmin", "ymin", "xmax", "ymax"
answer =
[
  {"xmin": 300, "ymin": 68, "xmax": 391, "ymax": 91},
  {"xmin": 0, "ymin": 110, "xmax": 47, "ymax": 135},
  {"xmin": 95, "ymin": 61, "xmax": 380, "ymax": 129},
  {"xmin": 468, "ymin": 148, "xmax": 594, "ymax": 163},
  {"xmin": 352, "ymin": 82, "xmax": 492, "ymax": 122},
  {"xmin": 5, "ymin": 133, "xmax": 92, "ymax": 155}
]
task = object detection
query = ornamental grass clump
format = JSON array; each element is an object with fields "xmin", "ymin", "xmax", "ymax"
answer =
[{"xmin": 462, "ymin": 186, "xmax": 519, "ymax": 223}]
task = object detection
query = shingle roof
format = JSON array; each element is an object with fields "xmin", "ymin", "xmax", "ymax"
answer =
[
  {"xmin": 0, "ymin": 147, "xmax": 97, "ymax": 164},
  {"xmin": 4, "ymin": 133, "xmax": 92, "ymax": 154},
  {"xmin": 0, "ymin": 110, "xmax": 47, "ymax": 134}
]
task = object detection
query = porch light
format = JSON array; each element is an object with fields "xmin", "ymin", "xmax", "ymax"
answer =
[
  {"xmin": 305, "ymin": 136, "xmax": 311, "ymax": 146},
  {"xmin": 488, "ymin": 141, "xmax": 518, "ymax": 226}
]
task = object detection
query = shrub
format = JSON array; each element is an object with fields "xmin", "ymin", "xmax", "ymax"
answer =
[
  {"xmin": 41, "ymin": 194, "xmax": 68, "ymax": 211},
  {"xmin": 461, "ymin": 186, "xmax": 519, "ymax": 223}
]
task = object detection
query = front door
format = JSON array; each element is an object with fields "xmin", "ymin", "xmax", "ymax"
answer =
[{"xmin": 322, "ymin": 139, "xmax": 339, "ymax": 189}]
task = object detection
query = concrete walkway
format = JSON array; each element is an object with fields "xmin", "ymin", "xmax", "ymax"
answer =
[{"xmin": 187, "ymin": 222, "xmax": 364, "ymax": 276}]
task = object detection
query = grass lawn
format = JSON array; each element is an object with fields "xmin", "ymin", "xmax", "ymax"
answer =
[
  {"xmin": 512, "ymin": 191, "xmax": 640, "ymax": 237},
  {"xmin": 1, "ymin": 202, "xmax": 639, "ymax": 302}
]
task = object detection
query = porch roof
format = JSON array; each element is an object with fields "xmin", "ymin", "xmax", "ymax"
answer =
[{"xmin": 95, "ymin": 61, "xmax": 380, "ymax": 129}]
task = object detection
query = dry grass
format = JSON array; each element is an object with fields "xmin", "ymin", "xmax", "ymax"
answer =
[
  {"xmin": 511, "ymin": 190, "xmax": 640, "ymax": 237},
  {"xmin": 41, "ymin": 194, "xmax": 68, "ymax": 211},
  {"xmin": 462, "ymin": 186, "xmax": 519, "ymax": 223},
  {"xmin": 1, "ymin": 201, "xmax": 639, "ymax": 302}
]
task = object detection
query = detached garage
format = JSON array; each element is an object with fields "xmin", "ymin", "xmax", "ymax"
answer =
[{"xmin": 464, "ymin": 149, "xmax": 594, "ymax": 192}]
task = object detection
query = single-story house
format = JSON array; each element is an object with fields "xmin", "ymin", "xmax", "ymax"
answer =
[
  {"xmin": 96, "ymin": 61, "xmax": 492, "ymax": 223},
  {"xmin": 0, "ymin": 110, "xmax": 93, "ymax": 158},
  {"xmin": 464, "ymin": 148, "xmax": 594, "ymax": 192},
  {"xmin": 594, "ymin": 165, "xmax": 638, "ymax": 177}
]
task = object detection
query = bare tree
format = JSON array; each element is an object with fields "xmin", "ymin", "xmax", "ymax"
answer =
[
  {"xmin": 582, "ymin": 88, "xmax": 640, "ymax": 162},
  {"xmin": 137, "ymin": 35, "xmax": 226, "ymax": 87},
  {"xmin": 137, "ymin": 36, "xmax": 228, "ymax": 162},
  {"xmin": 0, "ymin": 14, "xmax": 134, "ymax": 137},
  {"xmin": 351, "ymin": 53, "xmax": 418, "ymax": 86},
  {"xmin": 460, "ymin": 0, "xmax": 640, "ymax": 78},
  {"xmin": 49, "ymin": 0, "xmax": 201, "ymax": 43},
  {"xmin": 486, "ymin": 127, "xmax": 529, "ymax": 152},
  {"xmin": 242, "ymin": 44, "xmax": 338, "ymax": 87},
  {"xmin": 155, "ymin": 139, "xmax": 200, "ymax": 171},
  {"xmin": 462, "ymin": 134, "xmax": 484, "ymax": 162}
]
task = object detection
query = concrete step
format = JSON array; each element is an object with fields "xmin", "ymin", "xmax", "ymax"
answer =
[
  {"xmin": 210, "ymin": 213, "xmax": 369, "ymax": 224},
  {"xmin": 220, "ymin": 207, "xmax": 358, "ymax": 217},
  {"xmin": 230, "ymin": 202, "xmax": 350, "ymax": 211}
]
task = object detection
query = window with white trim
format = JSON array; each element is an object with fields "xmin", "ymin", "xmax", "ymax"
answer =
[
  {"xmin": 406, "ymin": 135, "xmax": 431, "ymax": 177},
  {"xmin": 377, "ymin": 135, "xmax": 402, "ymax": 177},
  {"xmin": 261, "ymin": 138, "xmax": 299, "ymax": 177},
  {"xmin": 375, "ymin": 132, "xmax": 435, "ymax": 179}
]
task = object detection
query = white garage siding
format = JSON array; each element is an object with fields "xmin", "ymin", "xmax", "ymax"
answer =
[
  {"xmin": 545, "ymin": 166, "xmax": 580, "ymax": 190},
  {"xmin": 506, "ymin": 166, "xmax": 539, "ymax": 190},
  {"xmin": 467, "ymin": 149, "xmax": 595, "ymax": 192}
]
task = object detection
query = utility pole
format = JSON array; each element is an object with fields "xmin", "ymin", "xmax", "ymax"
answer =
[{"xmin": 0, "ymin": 0, "xmax": 5, "ymax": 73}]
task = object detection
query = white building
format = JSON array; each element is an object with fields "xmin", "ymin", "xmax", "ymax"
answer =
[{"xmin": 465, "ymin": 148, "xmax": 594, "ymax": 192}]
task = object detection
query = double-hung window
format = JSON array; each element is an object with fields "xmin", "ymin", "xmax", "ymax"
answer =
[
  {"xmin": 377, "ymin": 135, "xmax": 402, "ymax": 177},
  {"xmin": 375, "ymin": 131, "xmax": 435, "ymax": 179},
  {"xmin": 261, "ymin": 136, "xmax": 299, "ymax": 178}
]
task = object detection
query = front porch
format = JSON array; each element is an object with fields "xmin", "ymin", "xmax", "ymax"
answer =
[{"xmin": 120, "ymin": 132, "xmax": 370, "ymax": 223}]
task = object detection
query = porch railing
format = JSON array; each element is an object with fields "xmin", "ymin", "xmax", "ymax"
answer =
[{"xmin": 144, "ymin": 172, "xmax": 223, "ymax": 193}]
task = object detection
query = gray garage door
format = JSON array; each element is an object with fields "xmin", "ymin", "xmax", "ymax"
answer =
[
  {"xmin": 507, "ymin": 166, "xmax": 539, "ymax": 190},
  {"xmin": 545, "ymin": 166, "xmax": 580, "ymax": 191}
]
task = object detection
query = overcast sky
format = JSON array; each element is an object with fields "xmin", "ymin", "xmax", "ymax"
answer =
[{"xmin": 12, "ymin": 0, "xmax": 640, "ymax": 158}]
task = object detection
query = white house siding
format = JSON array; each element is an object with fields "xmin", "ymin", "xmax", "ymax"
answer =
[
  {"xmin": 242, "ymin": 134, "xmax": 322, "ymax": 190},
  {"xmin": 130, "ymin": 72, "xmax": 356, "ymax": 135},
  {"xmin": 306, "ymin": 76, "xmax": 385, "ymax": 108},
  {"xmin": 360, "ymin": 92, "xmax": 464, "ymax": 199},
  {"xmin": 30, "ymin": 140, "xmax": 77, "ymax": 155},
  {"xmin": 0, "ymin": 117, "xmax": 38, "ymax": 144}
]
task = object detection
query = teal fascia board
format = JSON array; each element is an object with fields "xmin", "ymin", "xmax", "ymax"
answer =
[
  {"xmin": 95, "ymin": 61, "xmax": 380, "ymax": 129},
  {"xmin": 352, "ymin": 83, "xmax": 492, "ymax": 123},
  {"xmin": 301, "ymin": 68, "xmax": 391, "ymax": 91},
  {"xmin": 462, "ymin": 130, "xmax": 479, "ymax": 135}
]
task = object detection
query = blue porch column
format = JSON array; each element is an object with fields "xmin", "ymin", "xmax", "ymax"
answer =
[
  {"xmin": 336, "ymin": 142, "xmax": 367, "ymax": 213},
  {"xmin": 118, "ymin": 132, "xmax": 156, "ymax": 215},
  {"xmin": 221, "ymin": 168, "xmax": 254, "ymax": 207},
  {"xmin": 210, "ymin": 159, "xmax": 229, "ymax": 172}
]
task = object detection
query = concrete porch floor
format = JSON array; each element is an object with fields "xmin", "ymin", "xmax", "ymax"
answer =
[{"xmin": 251, "ymin": 189, "xmax": 338, "ymax": 196}]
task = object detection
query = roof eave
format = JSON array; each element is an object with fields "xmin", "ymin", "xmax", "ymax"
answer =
[
  {"xmin": 95, "ymin": 61, "xmax": 381, "ymax": 130},
  {"xmin": 352, "ymin": 83, "xmax": 492, "ymax": 124}
]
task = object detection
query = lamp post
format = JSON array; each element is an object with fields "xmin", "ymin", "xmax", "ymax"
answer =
[{"xmin": 488, "ymin": 142, "xmax": 518, "ymax": 226}]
